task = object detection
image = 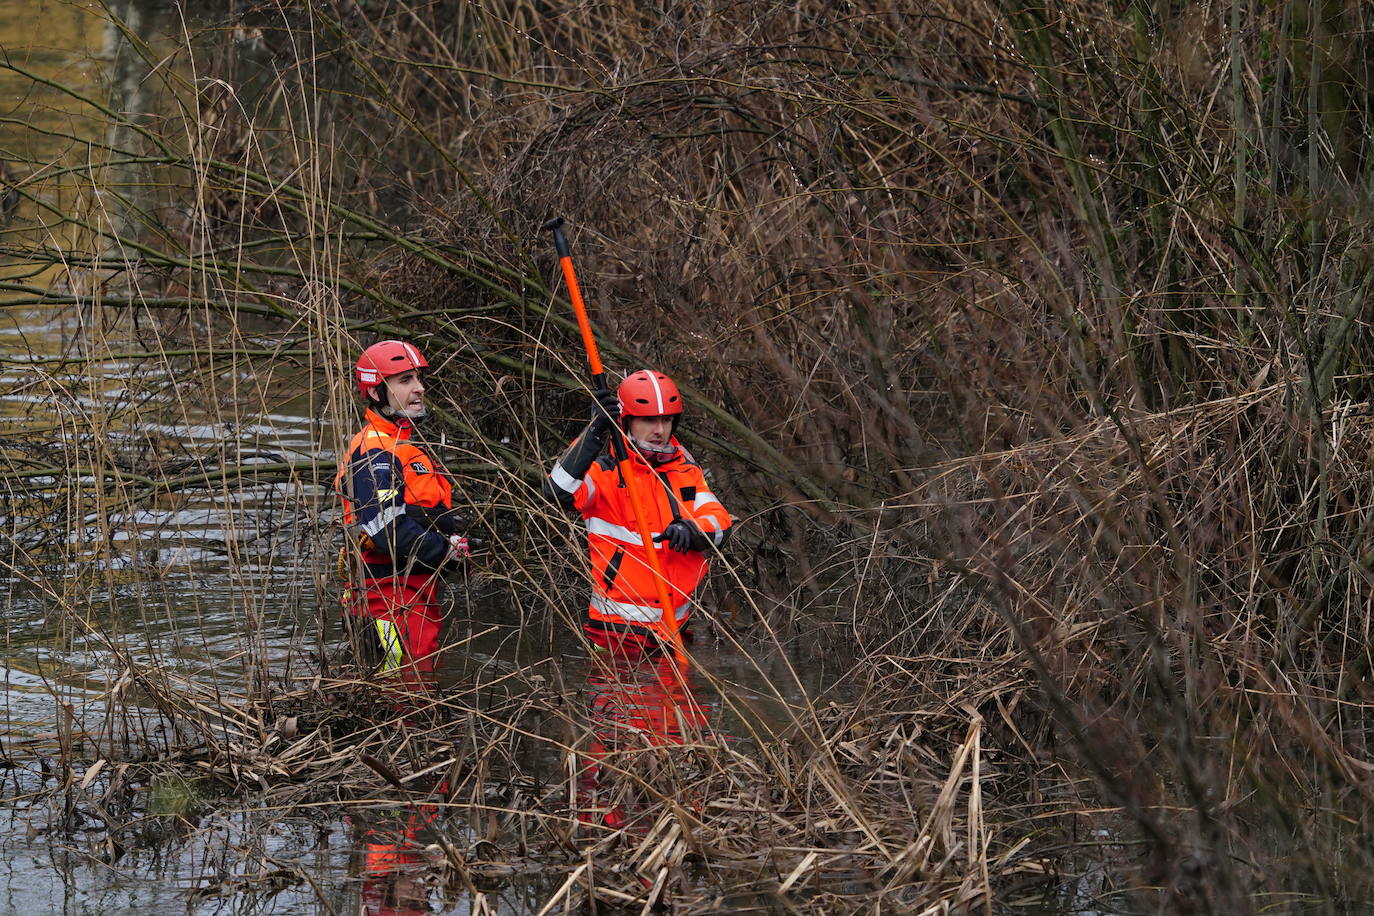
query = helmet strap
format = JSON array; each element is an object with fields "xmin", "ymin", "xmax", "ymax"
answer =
[
  {"xmin": 631, "ymin": 436, "xmax": 678, "ymax": 464},
  {"xmin": 370, "ymin": 380, "xmax": 429, "ymax": 422}
]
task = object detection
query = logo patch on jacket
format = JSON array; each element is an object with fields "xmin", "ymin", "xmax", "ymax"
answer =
[{"xmin": 410, "ymin": 461, "xmax": 430, "ymax": 474}]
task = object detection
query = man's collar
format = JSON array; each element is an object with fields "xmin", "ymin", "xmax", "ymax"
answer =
[{"xmin": 364, "ymin": 408, "xmax": 413, "ymax": 439}]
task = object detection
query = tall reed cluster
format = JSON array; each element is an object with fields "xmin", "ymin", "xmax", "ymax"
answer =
[{"xmin": 2, "ymin": 0, "xmax": 1371, "ymax": 911}]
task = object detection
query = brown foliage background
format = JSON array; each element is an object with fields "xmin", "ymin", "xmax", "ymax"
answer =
[
  {"xmin": 304, "ymin": 0, "xmax": 1374, "ymax": 907},
  {"xmin": 2, "ymin": 0, "xmax": 1372, "ymax": 909}
]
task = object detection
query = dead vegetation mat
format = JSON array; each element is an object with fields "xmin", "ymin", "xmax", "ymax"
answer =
[{"xmin": 5, "ymin": 646, "xmax": 1070, "ymax": 914}]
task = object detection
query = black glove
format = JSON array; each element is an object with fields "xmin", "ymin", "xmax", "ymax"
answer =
[
  {"xmin": 589, "ymin": 387, "xmax": 620, "ymax": 435},
  {"xmin": 548, "ymin": 396, "xmax": 613, "ymax": 503},
  {"xmin": 654, "ymin": 519, "xmax": 703, "ymax": 554}
]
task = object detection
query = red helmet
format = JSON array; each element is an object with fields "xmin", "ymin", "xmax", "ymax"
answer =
[
  {"xmin": 355, "ymin": 340, "xmax": 428, "ymax": 399},
  {"xmin": 617, "ymin": 369, "xmax": 682, "ymax": 418}
]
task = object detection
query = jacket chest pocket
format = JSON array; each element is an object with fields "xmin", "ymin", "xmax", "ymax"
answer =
[{"xmin": 602, "ymin": 547, "xmax": 626, "ymax": 592}]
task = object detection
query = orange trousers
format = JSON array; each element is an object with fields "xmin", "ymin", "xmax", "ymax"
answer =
[{"xmin": 347, "ymin": 574, "xmax": 444, "ymax": 674}]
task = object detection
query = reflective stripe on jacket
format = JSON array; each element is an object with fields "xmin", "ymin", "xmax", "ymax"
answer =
[
  {"xmin": 336, "ymin": 409, "xmax": 456, "ymax": 579},
  {"xmin": 549, "ymin": 438, "xmax": 731, "ymax": 629}
]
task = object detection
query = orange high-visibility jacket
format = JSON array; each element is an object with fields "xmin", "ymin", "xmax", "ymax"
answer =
[
  {"xmin": 550, "ymin": 439, "xmax": 731, "ymax": 630},
  {"xmin": 336, "ymin": 409, "xmax": 457, "ymax": 581}
]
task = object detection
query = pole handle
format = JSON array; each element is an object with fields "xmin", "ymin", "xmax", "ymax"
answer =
[{"xmin": 544, "ymin": 216, "xmax": 604, "ymax": 377}]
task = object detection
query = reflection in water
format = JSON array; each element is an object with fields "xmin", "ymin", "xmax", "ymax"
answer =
[
  {"xmin": 0, "ymin": 5, "xmax": 350, "ymax": 912},
  {"xmin": 345, "ymin": 801, "xmax": 576, "ymax": 916},
  {"xmin": 351, "ymin": 804, "xmax": 444, "ymax": 916},
  {"xmin": 577, "ymin": 652, "xmax": 711, "ymax": 833},
  {"xmin": 0, "ymin": 0, "xmax": 335, "ymax": 738},
  {"xmin": 0, "ymin": 0, "xmax": 183, "ymax": 291}
]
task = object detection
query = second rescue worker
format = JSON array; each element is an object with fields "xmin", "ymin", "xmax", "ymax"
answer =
[
  {"xmin": 545, "ymin": 369, "xmax": 733, "ymax": 653},
  {"xmin": 337, "ymin": 340, "xmax": 472, "ymax": 675}
]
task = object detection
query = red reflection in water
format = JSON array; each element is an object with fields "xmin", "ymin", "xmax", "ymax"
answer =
[{"xmin": 577, "ymin": 652, "xmax": 711, "ymax": 832}]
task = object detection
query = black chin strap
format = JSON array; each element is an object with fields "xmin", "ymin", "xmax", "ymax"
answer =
[{"xmin": 370, "ymin": 392, "xmax": 427, "ymax": 426}]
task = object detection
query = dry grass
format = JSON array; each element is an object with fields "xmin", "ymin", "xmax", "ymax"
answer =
[{"xmin": 0, "ymin": 0, "xmax": 1371, "ymax": 911}]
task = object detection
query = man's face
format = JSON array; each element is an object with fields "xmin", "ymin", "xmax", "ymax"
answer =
[
  {"xmin": 626, "ymin": 414, "xmax": 672, "ymax": 446},
  {"xmin": 383, "ymin": 370, "xmax": 426, "ymax": 417}
]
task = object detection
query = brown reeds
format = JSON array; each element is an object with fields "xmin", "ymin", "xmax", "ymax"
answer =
[{"xmin": 0, "ymin": 0, "xmax": 1371, "ymax": 911}]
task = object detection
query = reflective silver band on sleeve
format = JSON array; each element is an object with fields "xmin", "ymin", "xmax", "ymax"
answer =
[
  {"xmin": 550, "ymin": 463, "xmax": 581, "ymax": 493},
  {"xmin": 693, "ymin": 491, "xmax": 717, "ymax": 510},
  {"xmin": 698, "ymin": 513, "xmax": 727, "ymax": 545},
  {"xmin": 361, "ymin": 504, "xmax": 405, "ymax": 538}
]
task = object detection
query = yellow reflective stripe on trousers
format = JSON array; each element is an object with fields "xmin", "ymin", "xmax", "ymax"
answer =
[{"xmin": 375, "ymin": 619, "xmax": 404, "ymax": 672}]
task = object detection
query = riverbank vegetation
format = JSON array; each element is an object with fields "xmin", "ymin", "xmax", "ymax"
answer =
[{"xmin": 1, "ymin": 0, "xmax": 1372, "ymax": 911}]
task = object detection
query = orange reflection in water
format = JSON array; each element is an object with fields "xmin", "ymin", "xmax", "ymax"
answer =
[
  {"xmin": 351, "ymin": 804, "xmax": 442, "ymax": 916},
  {"xmin": 577, "ymin": 652, "xmax": 712, "ymax": 833}
]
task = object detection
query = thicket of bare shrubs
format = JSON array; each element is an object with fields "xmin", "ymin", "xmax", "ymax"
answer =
[{"xmin": 2, "ymin": 0, "xmax": 1372, "ymax": 911}]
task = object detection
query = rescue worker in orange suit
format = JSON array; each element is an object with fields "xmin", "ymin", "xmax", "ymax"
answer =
[
  {"xmin": 337, "ymin": 340, "xmax": 471, "ymax": 677},
  {"xmin": 544, "ymin": 369, "xmax": 733, "ymax": 654}
]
